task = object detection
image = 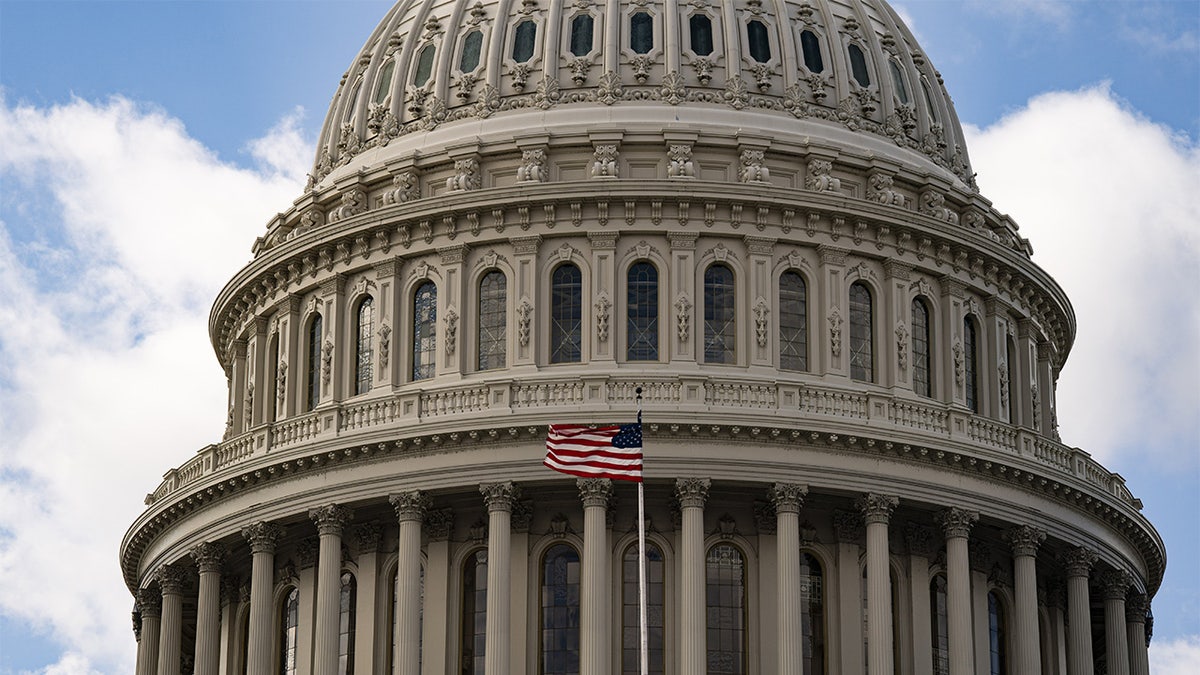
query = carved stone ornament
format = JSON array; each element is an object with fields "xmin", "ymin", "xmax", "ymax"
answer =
[
  {"xmin": 857, "ymin": 493, "xmax": 899, "ymax": 525},
  {"xmin": 481, "ymin": 481, "xmax": 520, "ymax": 512},
  {"xmin": 753, "ymin": 500, "xmax": 777, "ymax": 535},
  {"xmin": 937, "ymin": 507, "xmax": 978, "ymax": 539},
  {"xmin": 768, "ymin": 482, "xmax": 808, "ymax": 514},
  {"xmin": 594, "ymin": 291, "xmax": 612, "ymax": 342},
  {"xmin": 517, "ymin": 148, "xmax": 548, "ymax": 183},
  {"xmin": 904, "ymin": 523, "xmax": 936, "ymax": 558},
  {"xmin": 446, "ymin": 157, "xmax": 481, "ymax": 191},
  {"xmin": 1101, "ymin": 569, "xmax": 1134, "ymax": 601},
  {"xmin": 1005, "ymin": 525, "xmax": 1046, "ymax": 558},
  {"xmin": 155, "ymin": 563, "xmax": 190, "ymax": 595},
  {"xmin": 309, "ymin": 503, "xmax": 354, "ymax": 536},
  {"xmin": 275, "ymin": 360, "xmax": 287, "ymax": 406},
  {"xmin": 328, "ymin": 188, "xmax": 367, "ymax": 223},
  {"xmin": 674, "ymin": 477, "xmax": 711, "ymax": 509},
  {"xmin": 590, "ymin": 144, "xmax": 619, "ymax": 178},
  {"xmin": 804, "ymin": 159, "xmax": 841, "ymax": 192},
  {"xmin": 828, "ymin": 306, "xmax": 843, "ymax": 358},
  {"xmin": 1126, "ymin": 594, "xmax": 1150, "ymax": 624},
  {"xmin": 919, "ymin": 189, "xmax": 959, "ymax": 225},
  {"xmin": 517, "ymin": 299, "xmax": 533, "ymax": 346},
  {"xmin": 352, "ymin": 523, "xmax": 382, "ymax": 554},
  {"xmin": 753, "ymin": 297, "xmax": 770, "ymax": 348},
  {"xmin": 295, "ymin": 537, "xmax": 318, "ymax": 569},
  {"xmin": 241, "ymin": 521, "xmax": 284, "ymax": 555},
  {"xmin": 998, "ymin": 361, "xmax": 1010, "ymax": 410},
  {"xmin": 832, "ymin": 509, "xmax": 864, "ymax": 543},
  {"xmin": 469, "ymin": 519, "xmax": 488, "ymax": 545},
  {"xmin": 577, "ymin": 478, "xmax": 614, "ymax": 508},
  {"xmin": 550, "ymin": 513, "xmax": 572, "ymax": 538},
  {"xmin": 717, "ymin": 514, "xmax": 738, "ymax": 539},
  {"xmin": 389, "ymin": 490, "xmax": 431, "ymax": 522},
  {"xmin": 895, "ymin": 321, "xmax": 909, "ymax": 371},
  {"xmin": 739, "ymin": 149, "xmax": 770, "ymax": 183},
  {"xmin": 667, "ymin": 144, "xmax": 695, "ymax": 178},
  {"xmin": 137, "ymin": 587, "xmax": 162, "ymax": 618},
  {"xmin": 426, "ymin": 507, "xmax": 455, "ymax": 541},
  {"xmin": 444, "ymin": 306, "xmax": 459, "ymax": 356},
  {"xmin": 190, "ymin": 542, "xmax": 226, "ymax": 574},
  {"xmin": 674, "ymin": 293, "xmax": 692, "ymax": 342},
  {"xmin": 511, "ymin": 499, "xmax": 534, "ymax": 533},
  {"xmin": 384, "ymin": 170, "xmax": 419, "ymax": 204},
  {"xmin": 378, "ymin": 323, "xmax": 391, "ymax": 371},
  {"xmin": 866, "ymin": 171, "xmax": 904, "ymax": 206},
  {"xmin": 952, "ymin": 337, "xmax": 964, "ymax": 387}
]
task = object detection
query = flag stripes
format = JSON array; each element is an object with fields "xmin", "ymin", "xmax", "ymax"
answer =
[{"xmin": 544, "ymin": 423, "xmax": 643, "ymax": 482}]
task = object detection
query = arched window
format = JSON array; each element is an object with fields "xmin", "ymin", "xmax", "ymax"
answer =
[
  {"xmin": 627, "ymin": 262, "xmax": 659, "ymax": 361},
  {"xmin": 307, "ymin": 314, "xmax": 323, "ymax": 411},
  {"xmin": 268, "ymin": 335, "xmax": 280, "ymax": 421},
  {"xmin": 541, "ymin": 544, "xmax": 581, "ymax": 674},
  {"xmin": 690, "ymin": 14, "xmax": 714, "ymax": 56},
  {"xmin": 338, "ymin": 572, "xmax": 356, "ymax": 675},
  {"xmin": 460, "ymin": 30, "xmax": 484, "ymax": 72},
  {"xmin": 849, "ymin": 283, "xmax": 873, "ymax": 382},
  {"xmin": 513, "ymin": 19, "xmax": 537, "ymax": 62},
  {"xmin": 621, "ymin": 542, "xmax": 665, "ymax": 674},
  {"xmin": 354, "ymin": 297, "xmax": 374, "ymax": 395},
  {"xmin": 1005, "ymin": 335, "xmax": 1017, "ymax": 422},
  {"xmin": 279, "ymin": 587, "xmax": 299, "ymax": 675},
  {"xmin": 373, "ymin": 61, "xmax": 395, "ymax": 104},
  {"xmin": 478, "ymin": 271, "xmax": 507, "ymax": 371},
  {"xmin": 779, "ymin": 271, "xmax": 808, "ymax": 371},
  {"xmin": 930, "ymin": 574, "xmax": 949, "ymax": 675},
  {"xmin": 704, "ymin": 264, "xmax": 736, "ymax": 364},
  {"xmin": 964, "ymin": 316, "xmax": 979, "ymax": 412},
  {"xmin": 889, "ymin": 60, "xmax": 909, "ymax": 104},
  {"xmin": 570, "ymin": 15, "xmax": 594, "ymax": 56},
  {"xmin": 912, "ymin": 298, "xmax": 932, "ymax": 398},
  {"xmin": 630, "ymin": 12, "xmax": 653, "ymax": 54},
  {"xmin": 988, "ymin": 591, "xmax": 1008, "ymax": 675},
  {"xmin": 461, "ymin": 549, "xmax": 487, "ymax": 674},
  {"xmin": 921, "ymin": 78, "xmax": 938, "ymax": 122},
  {"xmin": 706, "ymin": 544, "xmax": 746, "ymax": 674},
  {"xmin": 848, "ymin": 44, "xmax": 871, "ymax": 87},
  {"xmin": 413, "ymin": 282, "xmax": 437, "ymax": 381},
  {"xmin": 413, "ymin": 44, "xmax": 436, "ymax": 87},
  {"xmin": 550, "ymin": 264, "xmax": 583, "ymax": 363},
  {"xmin": 747, "ymin": 20, "xmax": 771, "ymax": 62},
  {"xmin": 343, "ymin": 82, "xmax": 361, "ymax": 123},
  {"xmin": 800, "ymin": 30, "xmax": 824, "ymax": 73},
  {"xmin": 800, "ymin": 552, "xmax": 826, "ymax": 675}
]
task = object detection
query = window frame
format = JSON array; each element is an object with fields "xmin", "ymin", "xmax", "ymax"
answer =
[
  {"xmin": 539, "ymin": 542, "xmax": 582, "ymax": 675},
  {"xmin": 625, "ymin": 260, "xmax": 661, "ymax": 362},
  {"xmin": 848, "ymin": 282, "xmax": 874, "ymax": 383},
  {"xmin": 412, "ymin": 281, "xmax": 438, "ymax": 381},
  {"xmin": 911, "ymin": 297, "xmax": 933, "ymax": 398},
  {"xmin": 779, "ymin": 269, "xmax": 809, "ymax": 372},
  {"xmin": 477, "ymin": 269, "xmax": 508, "ymax": 372},
  {"xmin": 703, "ymin": 263, "xmax": 737, "ymax": 365},
  {"xmin": 353, "ymin": 295, "xmax": 374, "ymax": 396},
  {"xmin": 549, "ymin": 262, "xmax": 584, "ymax": 364},
  {"xmin": 705, "ymin": 542, "xmax": 749, "ymax": 674},
  {"xmin": 306, "ymin": 312, "xmax": 323, "ymax": 412}
]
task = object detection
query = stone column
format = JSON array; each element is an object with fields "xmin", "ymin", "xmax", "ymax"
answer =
[
  {"xmin": 309, "ymin": 504, "xmax": 353, "ymax": 675},
  {"xmin": 675, "ymin": 478, "xmax": 711, "ymax": 674},
  {"xmin": 578, "ymin": 479, "xmax": 614, "ymax": 675},
  {"xmin": 1007, "ymin": 526, "xmax": 1046, "ymax": 675},
  {"xmin": 135, "ymin": 589, "xmax": 162, "ymax": 675},
  {"xmin": 390, "ymin": 493, "xmax": 430, "ymax": 675},
  {"xmin": 938, "ymin": 507, "xmax": 979, "ymax": 675},
  {"xmin": 1102, "ymin": 570, "xmax": 1133, "ymax": 675},
  {"xmin": 218, "ymin": 577, "xmax": 242, "ymax": 675},
  {"xmin": 190, "ymin": 543, "xmax": 225, "ymax": 675},
  {"xmin": 242, "ymin": 521, "xmax": 284, "ymax": 675},
  {"xmin": 771, "ymin": 483, "xmax": 808, "ymax": 675},
  {"xmin": 481, "ymin": 482, "xmax": 519, "ymax": 675},
  {"xmin": 858, "ymin": 494, "xmax": 898, "ymax": 675},
  {"xmin": 1065, "ymin": 547, "xmax": 1098, "ymax": 675},
  {"xmin": 1125, "ymin": 593, "xmax": 1150, "ymax": 675},
  {"xmin": 155, "ymin": 564, "xmax": 188, "ymax": 675}
]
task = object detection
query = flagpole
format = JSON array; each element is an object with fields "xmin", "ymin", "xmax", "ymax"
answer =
[{"xmin": 636, "ymin": 387, "xmax": 649, "ymax": 675}]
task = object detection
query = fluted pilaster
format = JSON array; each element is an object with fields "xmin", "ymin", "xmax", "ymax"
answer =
[
  {"xmin": 135, "ymin": 589, "xmax": 162, "ymax": 675},
  {"xmin": 1065, "ymin": 547, "xmax": 1098, "ymax": 675},
  {"xmin": 481, "ymin": 482, "xmax": 519, "ymax": 675},
  {"xmin": 1125, "ymin": 594, "xmax": 1151, "ymax": 675},
  {"xmin": 309, "ymin": 504, "xmax": 353, "ymax": 675},
  {"xmin": 1102, "ymin": 570, "xmax": 1133, "ymax": 675},
  {"xmin": 771, "ymin": 483, "xmax": 808, "ymax": 675},
  {"xmin": 577, "ymin": 478, "xmax": 613, "ymax": 675},
  {"xmin": 1007, "ymin": 525, "xmax": 1046, "ymax": 675},
  {"xmin": 390, "ymin": 492, "xmax": 430, "ymax": 675},
  {"xmin": 859, "ymin": 493, "xmax": 898, "ymax": 675},
  {"xmin": 938, "ymin": 507, "xmax": 978, "ymax": 675},
  {"xmin": 190, "ymin": 543, "xmax": 225, "ymax": 675},
  {"xmin": 242, "ymin": 521, "xmax": 283, "ymax": 675},
  {"xmin": 155, "ymin": 564, "xmax": 188, "ymax": 675},
  {"xmin": 676, "ymin": 478, "xmax": 710, "ymax": 675}
]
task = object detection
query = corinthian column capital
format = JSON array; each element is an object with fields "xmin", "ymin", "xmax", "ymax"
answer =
[
  {"xmin": 577, "ymin": 478, "xmax": 614, "ymax": 508},
  {"xmin": 1125, "ymin": 593, "xmax": 1150, "ymax": 623},
  {"xmin": 674, "ymin": 477, "xmax": 711, "ymax": 509},
  {"xmin": 1005, "ymin": 525, "xmax": 1046, "ymax": 558},
  {"xmin": 241, "ymin": 521, "xmax": 284, "ymax": 554},
  {"xmin": 309, "ymin": 503, "xmax": 354, "ymax": 535},
  {"xmin": 137, "ymin": 587, "xmax": 162, "ymax": 618},
  {"xmin": 769, "ymin": 482, "xmax": 808, "ymax": 515},
  {"xmin": 190, "ymin": 542, "xmax": 226, "ymax": 574},
  {"xmin": 155, "ymin": 563, "xmax": 190, "ymax": 595},
  {"xmin": 1101, "ymin": 569, "xmax": 1133, "ymax": 600},
  {"xmin": 1064, "ymin": 546, "xmax": 1098, "ymax": 577},
  {"xmin": 857, "ymin": 493, "xmax": 899, "ymax": 525},
  {"xmin": 937, "ymin": 507, "xmax": 978, "ymax": 539},
  {"xmin": 389, "ymin": 491, "xmax": 431, "ymax": 523},
  {"xmin": 481, "ymin": 481, "xmax": 520, "ymax": 512}
]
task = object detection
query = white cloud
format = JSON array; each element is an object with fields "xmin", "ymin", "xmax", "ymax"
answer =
[
  {"xmin": 0, "ymin": 96, "xmax": 310, "ymax": 673},
  {"xmin": 964, "ymin": 84, "xmax": 1200, "ymax": 467},
  {"xmin": 1150, "ymin": 635, "xmax": 1200, "ymax": 675}
]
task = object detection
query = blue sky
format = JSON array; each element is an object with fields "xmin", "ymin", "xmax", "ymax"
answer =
[{"xmin": 0, "ymin": 1, "xmax": 1197, "ymax": 673}]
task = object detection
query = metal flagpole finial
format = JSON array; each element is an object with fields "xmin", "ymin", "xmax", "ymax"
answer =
[{"xmin": 635, "ymin": 386, "xmax": 643, "ymax": 423}]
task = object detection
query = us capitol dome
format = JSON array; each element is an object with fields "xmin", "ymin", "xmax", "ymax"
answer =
[{"xmin": 121, "ymin": 2, "xmax": 1164, "ymax": 675}]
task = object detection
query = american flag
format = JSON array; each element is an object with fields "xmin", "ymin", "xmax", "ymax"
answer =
[{"xmin": 544, "ymin": 423, "xmax": 643, "ymax": 482}]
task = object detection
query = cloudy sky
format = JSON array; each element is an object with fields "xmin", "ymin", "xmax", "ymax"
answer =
[{"xmin": 0, "ymin": 1, "xmax": 1197, "ymax": 673}]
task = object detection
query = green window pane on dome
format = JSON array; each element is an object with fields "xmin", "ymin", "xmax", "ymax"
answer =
[
  {"xmin": 630, "ymin": 12, "xmax": 653, "ymax": 54},
  {"xmin": 413, "ymin": 44, "xmax": 436, "ymax": 86},
  {"xmin": 800, "ymin": 29, "xmax": 824, "ymax": 73},
  {"xmin": 373, "ymin": 61, "xmax": 394, "ymax": 104},
  {"xmin": 889, "ymin": 60, "xmax": 910, "ymax": 104},
  {"xmin": 513, "ymin": 19, "xmax": 536, "ymax": 63},
  {"xmin": 848, "ymin": 43, "xmax": 870, "ymax": 87},
  {"xmin": 747, "ymin": 20, "xmax": 770, "ymax": 63},
  {"xmin": 570, "ymin": 15, "xmax": 594, "ymax": 57},
  {"xmin": 690, "ymin": 14, "xmax": 714, "ymax": 56},
  {"xmin": 460, "ymin": 30, "xmax": 483, "ymax": 72}
]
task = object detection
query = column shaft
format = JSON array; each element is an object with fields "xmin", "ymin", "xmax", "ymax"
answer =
[
  {"xmin": 1127, "ymin": 619, "xmax": 1149, "ymax": 675},
  {"xmin": 311, "ymin": 505, "xmax": 351, "ymax": 675},
  {"xmin": 676, "ymin": 479, "xmax": 710, "ymax": 675},
  {"xmin": 866, "ymin": 520, "xmax": 893, "ymax": 675},
  {"xmin": 945, "ymin": 536, "xmax": 972, "ymax": 675},
  {"xmin": 194, "ymin": 570, "xmax": 221, "ymax": 675},
  {"xmin": 579, "ymin": 479, "xmax": 612, "ymax": 675},
  {"xmin": 1014, "ymin": 554, "xmax": 1042, "ymax": 675},
  {"xmin": 1066, "ymin": 573, "xmax": 1095, "ymax": 675},
  {"xmin": 777, "ymin": 508, "xmax": 802, "ymax": 675},
  {"xmin": 156, "ymin": 589, "xmax": 183, "ymax": 675},
  {"xmin": 243, "ymin": 522, "xmax": 282, "ymax": 675},
  {"xmin": 1105, "ymin": 596, "xmax": 1130, "ymax": 675},
  {"xmin": 396, "ymin": 518, "xmax": 424, "ymax": 675},
  {"xmin": 136, "ymin": 614, "xmax": 161, "ymax": 675},
  {"xmin": 482, "ymin": 483, "xmax": 517, "ymax": 675}
]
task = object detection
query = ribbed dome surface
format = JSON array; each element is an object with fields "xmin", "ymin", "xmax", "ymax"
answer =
[{"xmin": 310, "ymin": 0, "xmax": 975, "ymax": 191}]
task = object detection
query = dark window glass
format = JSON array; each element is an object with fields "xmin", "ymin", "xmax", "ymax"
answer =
[
  {"xmin": 460, "ymin": 30, "xmax": 483, "ymax": 72},
  {"xmin": 338, "ymin": 573, "xmax": 356, "ymax": 675},
  {"xmin": 988, "ymin": 591, "xmax": 1007, "ymax": 675},
  {"xmin": 373, "ymin": 61, "xmax": 395, "ymax": 104},
  {"xmin": 800, "ymin": 552, "xmax": 826, "ymax": 675},
  {"xmin": 912, "ymin": 298, "xmax": 932, "ymax": 398},
  {"xmin": 889, "ymin": 60, "xmax": 909, "ymax": 104},
  {"xmin": 1006, "ymin": 336, "xmax": 1016, "ymax": 422},
  {"xmin": 550, "ymin": 264, "xmax": 583, "ymax": 363},
  {"xmin": 931, "ymin": 575, "xmax": 949, "ymax": 675},
  {"xmin": 747, "ymin": 20, "xmax": 771, "ymax": 63},
  {"xmin": 690, "ymin": 14, "xmax": 714, "ymax": 56},
  {"xmin": 478, "ymin": 271, "xmax": 507, "ymax": 371},
  {"xmin": 461, "ymin": 549, "xmax": 487, "ymax": 674},
  {"xmin": 631, "ymin": 12, "xmax": 653, "ymax": 54},
  {"xmin": 622, "ymin": 543, "xmax": 665, "ymax": 674},
  {"xmin": 413, "ymin": 282, "xmax": 437, "ymax": 381},
  {"xmin": 627, "ymin": 262, "xmax": 659, "ymax": 361},
  {"xmin": 343, "ymin": 83, "xmax": 361, "ymax": 123},
  {"xmin": 268, "ymin": 336, "xmax": 280, "ymax": 421},
  {"xmin": 704, "ymin": 264, "xmax": 736, "ymax": 364},
  {"xmin": 513, "ymin": 19, "xmax": 537, "ymax": 63},
  {"xmin": 541, "ymin": 544, "xmax": 581, "ymax": 675},
  {"xmin": 414, "ymin": 44, "xmax": 436, "ymax": 86},
  {"xmin": 848, "ymin": 44, "xmax": 870, "ymax": 87},
  {"xmin": 570, "ymin": 15, "xmax": 594, "ymax": 56},
  {"xmin": 922, "ymin": 79, "xmax": 938, "ymax": 121},
  {"xmin": 279, "ymin": 587, "xmax": 299, "ymax": 675},
  {"xmin": 800, "ymin": 30, "xmax": 824, "ymax": 73},
  {"xmin": 355, "ymin": 297, "xmax": 374, "ymax": 395},
  {"xmin": 779, "ymin": 271, "xmax": 808, "ymax": 371},
  {"xmin": 706, "ymin": 544, "xmax": 746, "ymax": 674},
  {"xmin": 849, "ymin": 283, "xmax": 873, "ymax": 382},
  {"xmin": 964, "ymin": 316, "xmax": 979, "ymax": 412},
  {"xmin": 307, "ymin": 314, "xmax": 323, "ymax": 411}
]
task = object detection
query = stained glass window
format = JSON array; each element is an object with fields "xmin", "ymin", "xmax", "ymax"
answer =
[
  {"xmin": 413, "ymin": 282, "xmax": 437, "ymax": 381},
  {"xmin": 627, "ymin": 262, "xmax": 659, "ymax": 361},
  {"xmin": 706, "ymin": 544, "xmax": 746, "ymax": 674},
  {"xmin": 413, "ymin": 44, "xmax": 436, "ymax": 86},
  {"xmin": 541, "ymin": 544, "xmax": 581, "ymax": 674},
  {"xmin": 478, "ymin": 271, "xmax": 507, "ymax": 371},
  {"xmin": 355, "ymin": 297, "xmax": 374, "ymax": 395},
  {"xmin": 513, "ymin": 19, "xmax": 536, "ymax": 62},
  {"xmin": 964, "ymin": 317, "xmax": 979, "ymax": 412},
  {"xmin": 988, "ymin": 591, "xmax": 1008, "ymax": 675},
  {"xmin": 279, "ymin": 587, "xmax": 299, "ymax": 675},
  {"xmin": 373, "ymin": 61, "xmax": 394, "ymax": 104},
  {"xmin": 307, "ymin": 314, "xmax": 323, "ymax": 411},
  {"xmin": 704, "ymin": 264, "xmax": 736, "ymax": 364},
  {"xmin": 800, "ymin": 552, "xmax": 826, "ymax": 675},
  {"xmin": 848, "ymin": 44, "xmax": 871, "ymax": 87},
  {"xmin": 780, "ymin": 271, "xmax": 808, "ymax": 371},
  {"xmin": 889, "ymin": 60, "xmax": 909, "ymax": 104},
  {"xmin": 338, "ymin": 572, "xmax": 356, "ymax": 675},
  {"xmin": 849, "ymin": 283, "xmax": 873, "ymax": 382},
  {"xmin": 631, "ymin": 12, "xmax": 653, "ymax": 54},
  {"xmin": 460, "ymin": 30, "xmax": 483, "ymax": 72},
  {"xmin": 622, "ymin": 543, "xmax": 665, "ymax": 674},
  {"xmin": 690, "ymin": 14, "xmax": 714, "ymax": 56},
  {"xmin": 747, "ymin": 20, "xmax": 770, "ymax": 63},
  {"xmin": 570, "ymin": 15, "xmax": 594, "ymax": 57},
  {"xmin": 801, "ymin": 30, "xmax": 824, "ymax": 73},
  {"xmin": 461, "ymin": 549, "xmax": 487, "ymax": 674},
  {"xmin": 931, "ymin": 575, "xmax": 949, "ymax": 675},
  {"xmin": 912, "ymin": 298, "xmax": 932, "ymax": 398},
  {"xmin": 550, "ymin": 264, "xmax": 583, "ymax": 363}
]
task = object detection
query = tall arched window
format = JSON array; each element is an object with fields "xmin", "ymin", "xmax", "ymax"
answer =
[
  {"xmin": 268, "ymin": 335, "xmax": 280, "ymax": 421},
  {"xmin": 988, "ymin": 591, "xmax": 1008, "ymax": 675},
  {"xmin": 779, "ymin": 271, "xmax": 808, "ymax": 371},
  {"xmin": 622, "ymin": 542, "xmax": 665, "ymax": 674},
  {"xmin": 849, "ymin": 283, "xmax": 873, "ymax": 382},
  {"xmin": 338, "ymin": 572, "xmax": 356, "ymax": 675},
  {"xmin": 541, "ymin": 544, "xmax": 581, "ymax": 674},
  {"xmin": 921, "ymin": 78, "xmax": 939, "ymax": 122},
  {"xmin": 630, "ymin": 12, "xmax": 654, "ymax": 54},
  {"xmin": 550, "ymin": 264, "xmax": 583, "ymax": 363},
  {"xmin": 964, "ymin": 316, "xmax": 979, "ymax": 412},
  {"xmin": 706, "ymin": 544, "xmax": 746, "ymax": 674},
  {"xmin": 372, "ymin": 61, "xmax": 395, "ymax": 105},
  {"xmin": 889, "ymin": 60, "xmax": 910, "ymax": 104},
  {"xmin": 627, "ymin": 262, "xmax": 659, "ymax": 361},
  {"xmin": 800, "ymin": 30, "xmax": 824, "ymax": 73},
  {"xmin": 413, "ymin": 282, "xmax": 437, "ymax": 381},
  {"xmin": 280, "ymin": 587, "xmax": 300, "ymax": 675},
  {"xmin": 800, "ymin": 552, "xmax": 826, "ymax": 675},
  {"xmin": 704, "ymin": 264, "xmax": 736, "ymax": 364},
  {"xmin": 413, "ymin": 44, "xmax": 436, "ymax": 87},
  {"xmin": 461, "ymin": 549, "xmax": 487, "ymax": 674},
  {"xmin": 930, "ymin": 574, "xmax": 949, "ymax": 675},
  {"xmin": 848, "ymin": 44, "xmax": 871, "ymax": 87},
  {"xmin": 478, "ymin": 271, "xmax": 507, "ymax": 371},
  {"xmin": 307, "ymin": 314, "xmax": 323, "ymax": 411},
  {"xmin": 912, "ymin": 298, "xmax": 932, "ymax": 398},
  {"xmin": 354, "ymin": 297, "xmax": 374, "ymax": 395},
  {"xmin": 1005, "ymin": 335, "xmax": 1017, "ymax": 422}
]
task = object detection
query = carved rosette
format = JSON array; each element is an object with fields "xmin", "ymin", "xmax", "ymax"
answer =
[
  {"xmin": 137, "ymin": 587, "xmax": 162, "ymax": 618},
  {"xmin": 1101, "ymin": 569, "xmax": 1134, "ymax": 601},
  {"xmin": 389, "ymin": 491, "xmax": 431, "ymax": 523},
  {"xmin": 309, "ymin": 503, "xmax": 354, "ymax": 536},
  {"xmin": 577, "ymin": 478, "xmax": 614, "ymax": 509},
  {"xmin": 768, "ymin": 482, "xmax": 808, "ymax": 515},
  {"xmin": 155, "ymin": 563, "xmax": 189, "ymax": 595},
  {"xmin": 352, "ymin": 523, "xmax": 382, "ymax": 554},
  {"xmin": 904, "ymin": 523, "xmax": 935, "ymax": 558},
  {"xmin": 1126, "ymin": 593, "xmax": 1150, "ymax": 624},
  {"xmin": 481, "ymin": 481, "xmax": 520, "ymax": 513},
  {"xmin": 674, "ymin": 477, "xmax": 711, "ymax": 509},
  {"xmin": 857, "ymin": 493, "xmax": 899, "ymax": 525},
  {"xmin": 241, "ymin": 521, "xmax": 284, "ymax": 555},
  {"xmin": 1063, "ymin": 547, "xmax": 1098, "ymax": 578},
  {"xmin": 832, "ymin": 509, "xmax": 864, "ymax": 543},
  {"xmin": 1005, "ymin": 525, "xmax": 1046, "ymax": 558},
  {"xmin": 190, "ymin": 542, "xmax": 226, "ymax": 575},
  {"xmin": 937, "ymin": 507, "xmax": 978, "ymax": 539}
]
